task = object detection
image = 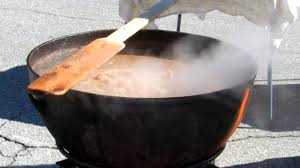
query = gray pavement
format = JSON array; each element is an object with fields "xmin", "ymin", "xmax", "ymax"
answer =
[{"xmin": 0, "ymin": 0, "xmax": 299, "ymax": 167}]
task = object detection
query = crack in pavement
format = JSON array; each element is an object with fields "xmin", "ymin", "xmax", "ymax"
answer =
[
  {"xmin": 229, "ymin": 134, "xmax": 300, "ymax": 142},
  {"xmin": 0, "ymin": 149, "xmax": 12, "ymax": 158},
  {"xmin": 0, "ymin": 146, "xmax": 28, "ymax": 166},
  {"xmin": 7, "ymin": 147, "xmax": 28, "ymax": 166},
  {"xmin": 16, "ymin": 148, "xmax": 31, "ymax": 157},
  {"xmin": 0, "ymin": 111, "xmax": 24, "ymax": 129},
  {"xmin": 0, "ymin": 147, "xmax": 27, "ymax": 166},
  {"xmin": 0, "ymin": 134, "xmax": 57, "ymax": 150},
  {"xmin": 0, "ymin": 134, "xmax": 56, "ymax": 166},
  {"xmin": 0, "ymin": 7, "xmax": 125, "ymax": 24},
  {"xmin": 0, "ymin": 121, "xmax": 8, "ymax": 129}
]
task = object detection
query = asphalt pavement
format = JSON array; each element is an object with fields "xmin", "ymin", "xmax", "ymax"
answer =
[{"xmin": 0, "ymin": 0, "xmax": 299, "ymax": 167}]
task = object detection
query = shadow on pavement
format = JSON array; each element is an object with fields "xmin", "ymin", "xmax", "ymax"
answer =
[
  {"xmin": 225, "ymin": 156, "xmax": 300, "ymax": 168},
  {"xmin": 0, "ymin": 65, "xmax": 43, "ymax": 126},
  {"xmin": 242, "ymin": 84, "xmax": 300, "ymax": 132}
]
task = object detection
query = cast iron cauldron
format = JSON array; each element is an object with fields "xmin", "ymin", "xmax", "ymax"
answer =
[{"xmin": 27, "ymin": 30, "xmax": 256, "ymax": 168}]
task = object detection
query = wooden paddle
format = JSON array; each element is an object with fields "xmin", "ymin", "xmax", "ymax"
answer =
[{"xmin": 28, "ymin": 0, "xmax": 176, "ymax": 96}]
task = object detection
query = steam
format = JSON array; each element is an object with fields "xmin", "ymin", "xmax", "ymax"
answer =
[
  {"xmin": 121, "ymin": 29, "xmax": 270, "ymax": 97},
  {"xmin": 167, "ymin": 36, "xmax": 257, "ymax": 95},
  {"xmin": 114, "ymin": 30, "xmax": 261, "ymax": 97}
]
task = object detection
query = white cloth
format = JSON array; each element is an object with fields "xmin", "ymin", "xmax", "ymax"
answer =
[{"xmin": 119, "ymin": 0, "xmax": 299, "ymax": 36}]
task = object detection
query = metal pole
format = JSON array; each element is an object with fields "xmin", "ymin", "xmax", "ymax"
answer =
[
  {"xmin": 267, "ymin": 55, "xmax": 273, "ymax": 120},
  {"xmin": 177, "ymin": 14, "xmax": 182, "ymax": 32},
  {"xmin": 267, "ymin": 31, "xmax": 273, "ymax": 120}
]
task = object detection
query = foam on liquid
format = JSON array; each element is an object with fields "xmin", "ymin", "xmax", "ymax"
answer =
[{"xmin": 73, "ymin": 54, "xmax": 183, "ymax": 98}]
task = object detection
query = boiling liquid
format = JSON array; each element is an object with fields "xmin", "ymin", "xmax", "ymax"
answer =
[{"xmin": 73, "ymin": 54, "xmax": 183, "ymax": 98}]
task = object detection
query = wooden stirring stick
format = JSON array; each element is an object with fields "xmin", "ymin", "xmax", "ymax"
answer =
[{"xmin": 28, "ymin": 0, "xmax": 176, "ymax": 96}]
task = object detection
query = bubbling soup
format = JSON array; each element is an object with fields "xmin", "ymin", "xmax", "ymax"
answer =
[{"xmin": 73, "ymin": 54, "xmax": 184, "ymax": 98}]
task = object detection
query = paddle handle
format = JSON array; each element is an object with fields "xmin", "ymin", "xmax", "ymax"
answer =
[
  {"xmin": 107, "ymin": 18, "xmax": 149, "ymax": 42},
  {"xmin": 107, "ymin": 0, "xmax": 176, "ymax": 42}
]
